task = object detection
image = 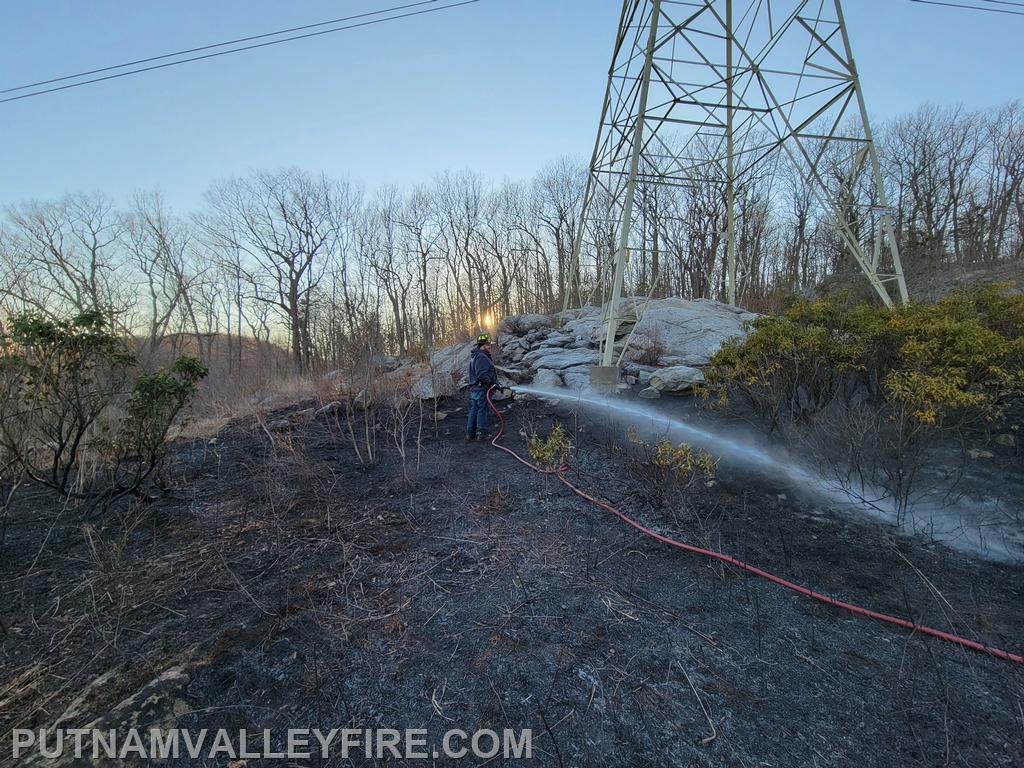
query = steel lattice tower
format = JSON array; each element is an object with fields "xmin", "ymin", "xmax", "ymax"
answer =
[{"xmin": 575, "ymin": 0, "xmax": 909, "ymax": 373}]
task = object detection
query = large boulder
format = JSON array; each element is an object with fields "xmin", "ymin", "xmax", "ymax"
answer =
[
  {"xmin": 562, "ymin": 306, "xmax": 604, "ymax": 344},
  {"xmin": 532, "ymin": 368, "xmax": 564, "ymax": 390},
  {"xmin": 407, "ymin": 366, "xmax": 459, "ymax": 400},
  {"xmin": 558, "ymin": 298, "xmax": 753, "ymax": 365},
  {"xmin": 522, "ymin": 347, "xmax": 600, "ymax": 370},
  {"xmin": 496, "ymin": 364, "xmax": 531, "ymax": 384},
  {"xmin": 430, "ymin": 341, "xmax": 474, "ymax": 381},
  {"xmin": 563, "ymin": 301, "xmax": 640, "ymax": 345},
  {"xmin": 629, "ymin": 298, "xmax": 755, "ymax": 367},
  {"xmin": 372, "ymin": 354, "xmax": 416, "ymax": 372},
  {"xmin": 537, "ymin": 332, "xmax": 573, "ymax": 349},
  {"xmin": 498, "ymin": 313, "xmax": 554, "ymax": 336},
  {"xmin": 649, "ymin": 365, "xmax": 705, "ymax": 392},
  {"xmin": 561, "ymin": 366, "xmax": 593, "ymax": 391}
]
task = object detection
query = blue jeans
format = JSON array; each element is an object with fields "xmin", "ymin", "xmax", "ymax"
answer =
[{"xmin": 466, "ymin": 387, "xmax": 488, "ymax": 436}]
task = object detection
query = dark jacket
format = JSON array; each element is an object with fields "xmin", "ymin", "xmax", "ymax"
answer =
[{"xmin": 468, "ymin": 346, "xmax": 497, "ymax": 388}]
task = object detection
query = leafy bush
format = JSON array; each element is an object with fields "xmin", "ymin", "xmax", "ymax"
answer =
[
  {"xmin": 704, "ymin": 286, "xmax": 1023, "ymax": 430},
  {"xmin": 0, "ymin": 311, "xmax": 207, "ymax": 509},
  {"xmin": 626, "ymin": 426, "xmax": 716, "ymax": 506},
  {"xmin": 701, "ymin": 285, "xmax": 1023, "ymax": 514},
  {"xmin": 528, "ymin": 423, "xmax": 572, "ymax": 471}
]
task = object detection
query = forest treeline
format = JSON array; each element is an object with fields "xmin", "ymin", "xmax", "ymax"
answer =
[{"xmin": 0, "ymin": 102, "xmax": 1020, "ymax": 381}]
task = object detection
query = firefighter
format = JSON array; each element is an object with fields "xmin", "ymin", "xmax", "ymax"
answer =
[{"xmin": 466, "ymin": 333, "xmax": 497, "ymax": 440}]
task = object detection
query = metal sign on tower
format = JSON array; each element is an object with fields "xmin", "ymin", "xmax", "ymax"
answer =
[{"xmin": 575, "ymin": 0, "xmax": 909, "ymax": 381}]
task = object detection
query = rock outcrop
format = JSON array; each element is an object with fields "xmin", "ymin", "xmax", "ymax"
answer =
[
  {"xmin": 649, "ymin": 365, "xmax": 706, "ymax": 393},
  {"xmin": 339, "ymin": 296, "xmax": 753, "ymax": 400}
]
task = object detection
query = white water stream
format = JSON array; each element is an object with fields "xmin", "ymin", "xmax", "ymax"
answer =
[{"xmin": 512, "ymin": 385, "xmax": 1022, "ymax": 563}]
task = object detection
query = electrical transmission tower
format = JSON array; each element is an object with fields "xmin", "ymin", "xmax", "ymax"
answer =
[{"xmin": 575, "ymin": 0, "xmax": 909, "ymax": 377}]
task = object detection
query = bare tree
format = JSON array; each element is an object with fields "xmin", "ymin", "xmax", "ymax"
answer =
[
  {"xmin": 202, "ymin": 168, "xmax": 354, "ymax": 373},
  {"xmin": 3, "ymin": 194, "xmax": 130, "ymax": 325}
]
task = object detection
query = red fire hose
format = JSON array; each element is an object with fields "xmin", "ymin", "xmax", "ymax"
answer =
[{"xmin": 484, "ymin": 387, "xmax": 1023, "ymax": 665}]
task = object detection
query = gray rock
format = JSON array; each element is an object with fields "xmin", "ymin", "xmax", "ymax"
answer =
[
  {"xmin": 373, "ymin": 354, "xmax": 415, "ymax": 372},
  {"xmin": 496, "ymin": 365, "xmax": 531, "ymax": 384},
  {"xmin": 522, "ymin": 347, "xmax": 600, "ymax": 370},
  {"xmin": 638, "ymin": 387, "xmax": 661, "ymax": 399},
  {"xmin": 33, "ymin": 665, "xmax": 192, "ymax": 767},
  {"xmin": 650, "ymin": 365, "xmax": 705, "ymax": 392},
  {"xmin": 430, "ymin": 341, "xmax": 474, "ymax": 380},
  {"xmin": 657, "ymin": 353, "xmax": 714, "ymax": 367},
  {"xmin": 498, "ymin": 312, "xmax": 554, "ymax": 335},
  {"xmin": 538, "ymin": 333, "xmax": 573, "ymax": 348},
  {"xmin": 631, "ymin": 298, "xmax": 753, "ymax": 364},
  {"xmin": 967, "ymin": 448, "xmax": 995, "ymax": 460},
  {"xmin": 562, "ymin": 306, "xmax": 604, "ymax": 344},
  {"xmin": 562, "ymin": 366, "xmax": 593, "ymax": 391},
  {"xmin": 622, "ymin": 362, "xmax": 658, "ymax": 376},
  {"xmin": 532, "ymin": 368, "xmax": 564, "ymax": 389},
  {"xmin": 409, "ymin": 368, "xmax": 458, "ymax": 399},
  {"xmin": 994, "ymin": 433, "xmax": 1017, "ymax": 448},
  {"xmin": 558, "ymin": 298, "xmax": 753, "ymax": 367}
]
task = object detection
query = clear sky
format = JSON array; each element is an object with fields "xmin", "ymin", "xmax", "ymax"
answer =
[{"xmin": 0, "ymin": 0, "xmax": 1020, "ymax": 212}]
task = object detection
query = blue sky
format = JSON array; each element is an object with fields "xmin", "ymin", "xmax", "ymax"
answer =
[{"xmin": 0, "ymin": 0, "xmax": 1020, "ymax": 212}]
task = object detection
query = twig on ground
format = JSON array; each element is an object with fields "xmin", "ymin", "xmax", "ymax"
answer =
[
  {"xmin": 216, "ymin": 550, "xmax": 279, "ymax": 618},
  {"xmin": 677, "ymin": 658, "xmax": 717, "ymax": 746}
]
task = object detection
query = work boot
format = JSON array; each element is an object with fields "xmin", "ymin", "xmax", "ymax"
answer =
[
  {"xmin": 475, "ymin": 430, "xmax": 491, "ymax": 441},
  {"xmin": 465, "ymin": 432, "xmax": 476, "ymax": 442}
]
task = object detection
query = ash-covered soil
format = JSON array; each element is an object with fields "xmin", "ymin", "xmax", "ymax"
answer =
[{"xmin": 1, "ymin": 394, "xmax": 1022, "ymax": 767}]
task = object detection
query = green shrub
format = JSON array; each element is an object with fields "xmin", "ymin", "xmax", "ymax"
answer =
[
  {"xmin": 0, "ymin": 311, "xmax": 207, "ymax": 509},
  {"xmin": 528, "ymin": 423, "xmax": 572, "ymax": 471},
  {"xmin": 704, "ymin": 286, "xmax": 1023, "ymax": 430},
  {"xmin": 626, "ymin": 426, "xmax": 717, "ymax": 506},
  {"xmin": 701, "ymin": 286, "xmax": 1023, "ymax": 514}
]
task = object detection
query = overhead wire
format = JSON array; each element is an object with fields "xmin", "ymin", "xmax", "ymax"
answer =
[
  {"xmin": 0, "ymin": 0, "xmax": 441, "ymax": 96},
  {"xmin": 908, "ymin": 0, "xmax": 1024, "ymax": 15},
  {"xmin": 0, "ymin": 0, "xmax": 480, "ymax": 105}
]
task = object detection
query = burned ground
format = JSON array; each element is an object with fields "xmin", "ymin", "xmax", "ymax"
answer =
[{"xmin": 1, "ymin": 394, "xmax": 1022, "ymax": 767}]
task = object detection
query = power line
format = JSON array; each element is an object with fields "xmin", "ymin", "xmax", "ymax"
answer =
[
  {"xmin": 1, "ymin": 0, "xmax": 480, "ymax": 105},
  {"xmin": 908, "ymin": 0, "xmax": 1024, "ymax": 15},
  {"xmin": 1, "ymin": 0, "xmax": 440, "ymax": 96}
]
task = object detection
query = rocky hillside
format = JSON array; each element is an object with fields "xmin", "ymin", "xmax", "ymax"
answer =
[{"xmin": 379, "ymin": 297, "xmax": 757, "ymax": 400}]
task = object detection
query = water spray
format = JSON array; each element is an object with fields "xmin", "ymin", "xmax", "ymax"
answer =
[
  {"xmin": 510, "ymin": 384, "xmax": 1021, "ymax": 563},
  {"xmin": 485, "ymin": 386, "xmax": 1023, "ymax": 665}
]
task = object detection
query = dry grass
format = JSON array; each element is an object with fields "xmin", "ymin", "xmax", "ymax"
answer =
[{"xmin": 172, "ymin": 373, "xmax": 336, "ymax": 439}]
